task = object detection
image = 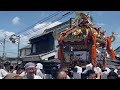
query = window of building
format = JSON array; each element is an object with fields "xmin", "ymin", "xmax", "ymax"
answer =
[{"xmin": 32, "ymin": 44, "xmax": 36, "ymax": 53}]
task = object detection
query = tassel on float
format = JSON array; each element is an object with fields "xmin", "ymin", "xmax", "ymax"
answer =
[
  {"xmin": 91, "ymin": 31, "xmax": 97, "ymax": 66},
  {"xmin": 91, "ymin": 45, "xmax": 96, "ymax": 66},
  {"xmin": 109, "ymin": 49, "xmax": 115, "ymax": 60},
  {"xmin": 106, "ymin": 36, "xmax": 115, "ymax": 61},
  {"xmin": 58, "ymin": 48, "xmax": 62, "ymax": 61}
]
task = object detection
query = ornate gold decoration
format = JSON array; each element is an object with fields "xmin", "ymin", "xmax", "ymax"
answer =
[{"xmin": 72, "ymin": 28, "xmax": 82, "ymax": 36}]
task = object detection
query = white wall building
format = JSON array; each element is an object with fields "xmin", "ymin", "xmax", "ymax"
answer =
[{"xmin": 20, "ymin": 45, "xmax": 31, "ymax": 57}]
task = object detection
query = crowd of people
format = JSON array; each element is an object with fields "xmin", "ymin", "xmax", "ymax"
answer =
[{"xmin": 0, "ymin": 61, "xmax": 120, "ymax": 79}]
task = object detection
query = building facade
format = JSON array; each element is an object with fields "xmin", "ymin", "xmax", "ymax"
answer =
[
  {"xmin": 27, "ymin": 18, "xmax": 73, "ymax": 61},
  {"xmin": 20, "ymin": 45, "xmax": 31, "ymax": 57}
]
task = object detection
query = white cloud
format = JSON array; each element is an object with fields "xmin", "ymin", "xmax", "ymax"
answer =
[
  {"xmin": 33, "ymin": 23, "xmax": 49, "ymax": 34},
  {"xmin": 24, "ymin": 21, "xmax": 62, "ymax": 38},
  {"xmin": 0, "ymin": 29, "xmax": 15, "ymax": 40},
  {"xmin": 12, "ymin": 16, "xmax": 21, "ymax": 25}
]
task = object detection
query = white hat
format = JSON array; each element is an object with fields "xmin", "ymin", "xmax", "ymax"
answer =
[{"xmin": 36, "ymin": 63, "xmax": 43, "ymax": 69}]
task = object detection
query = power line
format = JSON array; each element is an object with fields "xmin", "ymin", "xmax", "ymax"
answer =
[
  {"xmin": 17, "ymin": 11, "xmax": 73, "ymax": 36},
  {"xmin": 16, "ymin": 11, "xmax": 64, "ymax": 35},
  {"xmin": 22, "ymin": 11, "xmax": 74, "ymax": 36},
  {"xmin": 33, "ymin": 12, "xmax": 74, "ymax": 32}
]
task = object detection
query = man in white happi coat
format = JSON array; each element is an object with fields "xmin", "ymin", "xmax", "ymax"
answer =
[{"xmin": 23, "ymin": 62, "xmax": 42, "ymax": 79}]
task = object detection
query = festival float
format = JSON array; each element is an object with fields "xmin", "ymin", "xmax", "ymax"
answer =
[{"xmin": 57, "ymin": 12, "xmax": 116, "ymax": 69}]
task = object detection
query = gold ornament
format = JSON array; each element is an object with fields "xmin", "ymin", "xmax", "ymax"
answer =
[
  {"xmin": 72, "ymin": 28, "xmax": 82, "ymax": 36},
  {"xmin": 94, "ymin": 32, "xmax": 98, "ymax": 36}
]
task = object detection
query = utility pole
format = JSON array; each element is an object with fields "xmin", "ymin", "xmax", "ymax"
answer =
[
  {"xmin": 2, "ymin": 34, "xmax": 6, "ymax": 60},
  {"xmin": 9, "ymin": 34, "xmax": 20, "ymax": 66},
  {"xmin": 17, "ymin": 36, "xmax": 20, "ymax": 65}
]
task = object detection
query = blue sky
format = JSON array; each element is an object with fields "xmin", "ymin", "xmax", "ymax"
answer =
[{"xmin": 0, "ymin": 11, "xmax": 120, "ymax": 57}]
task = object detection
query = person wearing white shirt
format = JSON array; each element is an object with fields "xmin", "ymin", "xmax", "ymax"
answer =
[
  {"xmin": 82, "ymin": 63, "xmax": 93, "ymax": 74},
  {"xmin": 86, "ymin": 69, "xmax": 101, "ymax": 79},
  {"xmin": 101, "ymin": 67, "xmax": 111, "ymax": 79},
  {"xmin": 73, "ymin": 66, "xmax": 82, "ymax": 79},
  {"xmin": 0, "ymin": 69, "xmax": 8, "ymax": 79},
  {"xmin": 4, "ymin": 62, "xmax": 10, "ymax": 72},
  {"xmin": 0, "ymin": 65, "xmax": 8, "ymax": 79},
  {"xmin": 23, "ymin": 62, "xmax": 42, "ymax": 79},
  {"xmin": 60, "ymin": 67, "xmax": 71, "ymax": 79},
  {"xmin": 101, "ymin": 65, "xmax": 116, "ymax": 79},
  {"xmin": 36, "ymin": 63, "xmax": 45, "ymax": 79}
]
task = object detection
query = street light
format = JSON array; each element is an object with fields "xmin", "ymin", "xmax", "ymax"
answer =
[{"xmin": 9, "ymin": 34, "xmax": 20, "ymax": 65}]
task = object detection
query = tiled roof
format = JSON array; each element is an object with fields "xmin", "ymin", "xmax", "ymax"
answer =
[{"xmin": 20, "ymin": 45, "xmax": 31, "ymax": 50}]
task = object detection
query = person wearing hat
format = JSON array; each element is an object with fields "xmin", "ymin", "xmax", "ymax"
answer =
[
  {"xmin": 36, "ymin": 63, "xmax": 45, "ymax": 79},
  {"xmin": 23, "ymin": 62, "xmax": 42, "ymax": 79}
]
